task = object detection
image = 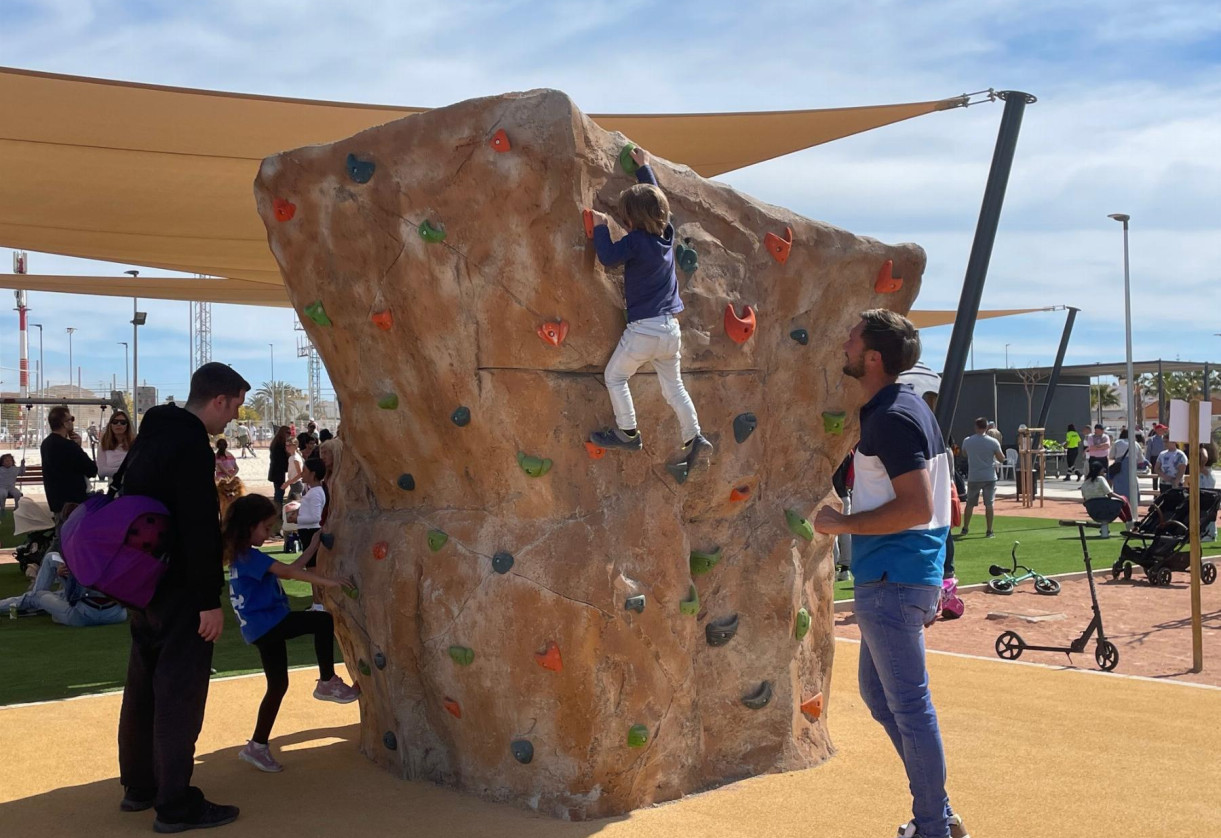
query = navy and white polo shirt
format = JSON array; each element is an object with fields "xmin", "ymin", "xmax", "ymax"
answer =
[{"xmin": 850, "ymin": 382, "xmax": 952, "ymax": 587}]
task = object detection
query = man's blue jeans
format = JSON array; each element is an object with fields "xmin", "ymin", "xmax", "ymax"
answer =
[{"xmin": 855, "ymin": 580, "xmax": 951, "ymax": 838}]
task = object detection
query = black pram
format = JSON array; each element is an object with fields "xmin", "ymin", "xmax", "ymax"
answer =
[{"xmin": 1113, "ymin": 487, "xmax": 1219, "ymax": 586}]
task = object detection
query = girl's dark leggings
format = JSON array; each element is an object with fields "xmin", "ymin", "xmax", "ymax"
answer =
[{"xmin": 251, "ymin": 610, "xmax": 336, "ymax": 744}]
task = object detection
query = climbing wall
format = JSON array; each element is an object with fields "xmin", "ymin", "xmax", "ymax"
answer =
[{"xmin": 253, "ymin": 89, "xmax": 925, "ymax": 819}]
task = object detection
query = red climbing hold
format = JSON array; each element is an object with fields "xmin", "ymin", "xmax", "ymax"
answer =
[
  {"xmin": 371, "ymin": 310, "xmax": 393, "ymax": 331},
  {"xmin": 534, "ymin": 640, "xmax": 563, "ymax": 672},
  {"xmin": 273, "ymin": 198, "xmax": 296, "ymax": 222},
  {"xmin": 801, "ymin": 692, "xmax": 824, "ymax": 720},
  {"xmin": 443, "ymin": 697, "xmax": 463, "ymax": 719},
  {"xmin": 724, "ymin": 304, "xmax": 756, "ymax": 344},
  {"xmin": 584, "ymin": 441, "xmax": 606, "ymax": 460},
  {"xmin": 875, "ymin": 260, "xmax": 903, "ymax": 293},
  {"xmin": 765, "ymin": 226, "xmax": 793, "ymax": 264},
  {"xmin": 583, "ymin": 209, "xmax": 595, "ymax": 240},
  {"xmin": 372, "ymin": 542, "xmax": 389, "ymax": 561},
  {"xmin": 537, "ymin": 320, "xmax": 569, "ymax": 347},
  {"xmin": 489, "ymin": 129, "xmax": 511, "ymax": 152},
  {"xmin": 729, "ymin": 485, "xmax": 751, "ymax": 503}
]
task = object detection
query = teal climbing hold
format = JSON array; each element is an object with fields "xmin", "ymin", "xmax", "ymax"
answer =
[
  {"xmin": 427, "ymin": 529, "xmax": 448, "ymax": 552},
  {"xmin": 320, "ymin": 532, "xmax": 335, "ymax": 550},
  {"xmin": 733, "ymin": 412, "xmax": 757, "ymax": 444},
  {"xmin": 451, "ymin": 406, "xmax": 471, "ymax": 427},
  {"xmin": 822, "ymin": 411, "xmax": 846, "ymax": 435},
  {"xmin": 666, "ymin": 461, "xmax": 690, "ymax": 485},
  {"xmin": 790, "ymin": 329, "xmax": 809, "ymax": 345},
  {"xmin": 374, "ymin": 651, "xmax": 387, "ymax": 670},
  {"xmin": 705, "ymin": 613, "xmax": 739, "ymax": 647},
  {"xmin": 689, "ymin": 546, "xmax": 723, "ymax": 576},
  {"xmin": 418, "ymin": 220, "xmax": 446, "ymax": 243},
  {"xmin": 624, "ymin": 594, "xmax": 646, "ymax": 613},
  {"xmin": 627, "ymin": 724, "xmax": 649, "ymax": 748},
  {"xmin": 795, "ymin": 607, "xmax": 811, "ymax": 641},
  {"xmin": 492, "ymin": 551, "xmax": 514, "ymax": 574},
  {"xmin": 358, "ymin": 659, "xmax": 371, "ymax": 676},
  {"xmin": 517, "ymin": 451, "xmax": 552, "ymax": 478},
  {"xmin": 342, "ymin": 583, "xmax": 360, "ymax": 600},
  {"xmin": 742, "ymin": 681, "xmax": 773, "ymax": 710},
  {"xmin": 676, "ymin": 242, "xmax": 699, "ymax": 273},
  {"xmin": 785, "ymin": 508, "xmax": 814, "ymax": 542},
  {"xmin": 619, "ymin": 142, "xmax": 639, "ymax": 175},
  {"xmin": 679, "ymin": 584, "xmax": 700, "ymax": 616},
  {"xmin": 397, "ymin": 473, "xmax": 415, "ymax": 491},
  {"xmin": 511, "ymin": 740, "xmax": 534, "ymax": 764},
  {"xmin": 383, "ymin": 731, "xmax": 398, "ymax": 750},
  {"xmin": 378, "ymin": 393, "xmax": 399, "ymax": 410},
  {"xmin": 346, "ymin": 153, "xmax": 375, "ymax": 184},
  {"xmin": 303, "ymin": 300, "xmax": 332, "ymax": 327},
  {"xmin": 448, "ymin": 645, "xmax": 475, "ymax": 666}
]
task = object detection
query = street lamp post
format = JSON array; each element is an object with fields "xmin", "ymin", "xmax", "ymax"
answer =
[
  {"xmin": 125, "ymin": 271, "xmax": 146, "ymax": 431},
  {"xmin": 269, "ymin": 343, "xmax": 276, "ymax": 428},
  {"xmin": 31, "ymin": 322, "xmax": 44, "ymax": 435},
  {"xmin": 1109, "ymin": 213, "xmax": 1139, "ymax": 514},
  {"xmin": 66, "ymin": 327, "xmax": 77, "ymax": 396},
  {"xmin": 118, "ymin": 342, "xmax": 129, "ymax": 393},
  {"xmin": 1005, "ymin": 344, "xmax": 1011, "ymax": 368}
]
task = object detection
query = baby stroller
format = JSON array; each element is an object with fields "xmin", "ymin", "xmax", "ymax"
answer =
[
  {"xmin": 1112, "ymin": 487, "xmax": 1220, "ymax": 586},
  {"xmin": 12, "ymin": 498, "xmax": 57, "ymax": 576}
]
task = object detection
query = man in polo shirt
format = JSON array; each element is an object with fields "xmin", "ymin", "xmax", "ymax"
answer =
[
  {"xmin": 1085, "ymin": 424, "xmax": 1111, "ymax": 473},
  {"xmin": 959, "ymin": 417, "xmax": 1005, "ymax": 538},
  {"xmin": 814, "ymin": 310, "xmax": 965, "ymax": 838},
  {"xmin": 1155, "ymin": 440, "xmax": 1188, "ymax": 494}
]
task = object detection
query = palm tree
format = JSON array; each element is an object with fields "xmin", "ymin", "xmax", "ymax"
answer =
[
  {"xmin": 1090, "ymin": 384, "xmax": 1119, "ymax": 410},
  {"xmin": 251, "ymin": 381, "xmax": 305, "ymax": 427}
]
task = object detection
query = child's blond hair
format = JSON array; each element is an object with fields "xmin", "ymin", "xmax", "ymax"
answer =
[{"xmin": 618, "ymin": 183, "xmax": 670, "ymax": 236}]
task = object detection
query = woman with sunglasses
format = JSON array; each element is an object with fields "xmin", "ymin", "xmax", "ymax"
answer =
[{"xmin": 97, "ymin": 411, "xmax": 137, "ymax": 480}]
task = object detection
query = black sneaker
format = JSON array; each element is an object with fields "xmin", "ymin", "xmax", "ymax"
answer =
[
  {"xmin": 590, "ymin": 427, "xmax": 643, "ymax": 451},
  {"xmin": 120, "ymin": 788, "xmax": 155, "ymax": 813},
  {"xmin": 153, "ymin": 800, "xmax": 240, "ymax": 833},
  {"xmin": 682, "ymin": 434, "xmax": 714, "ymax": 470}
]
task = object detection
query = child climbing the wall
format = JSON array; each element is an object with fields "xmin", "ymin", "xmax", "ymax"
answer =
[
  {"xmin": 223, "ymin": 494, "xmax": 360, "ymax": 773},
  {"xmin": 588, "ymin": 145, "xmax": 712, "ymax": 471}
]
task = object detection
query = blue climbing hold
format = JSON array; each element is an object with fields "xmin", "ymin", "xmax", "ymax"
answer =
[
  {"xmin": 511, "ymin": 740, "xmax": 534, "ymax": 764},
  {"xmin": 733, "ymin": 413, "xmax": 757, "ymax": 444},
  {"xmin": 451, "ymin": 406, "xmax": 471, "ymax": 427},
  {"xmin": 347, "ymin": 153, "xmax": 375, "ymax": 184},
  {"xmin": 383, "ymin": 731, "xmax": 398, "ymax": 750},
  {"xmin": 374, "ymin": 651, "xmax": 386, "ymax": 670},
  {"xmin": 676, "ymin": 242, "xmax": 699, "ymax": 274},
  {"xmin": 625, "ymin": 594, "xmax": 646, "ymax": 613},
  {"xmin": 790, "ymin": 329, "xmax": 809, "ymax": 345},
  {"xmin": 320, "ymin": 532, "xmax": 335, "ymax": 550},
  {"xmin": 666, "ymin": 461, "xmax": 690, "ymax": 485},
  {"xmin": 397, "ymin": 473, "xmax": 415, "ymax": 491},
  {"xmin": 492, "ymin": 551, "xmax": 514, "ymax": 574}
]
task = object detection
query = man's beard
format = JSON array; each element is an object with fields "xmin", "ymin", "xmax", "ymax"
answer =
[{"xmin": 843, "ymin": 357, "xmax": 865, "ymax": 379}]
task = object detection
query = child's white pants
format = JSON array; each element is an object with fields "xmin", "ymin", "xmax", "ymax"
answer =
[{"xmin": 604, "ymin": 315, "xmax": 700, "ymax": 444}]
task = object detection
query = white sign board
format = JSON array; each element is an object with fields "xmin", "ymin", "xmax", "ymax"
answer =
[{"xmin": 1168, "ymin": 399, "xmax": 1212, "ymax": 444}]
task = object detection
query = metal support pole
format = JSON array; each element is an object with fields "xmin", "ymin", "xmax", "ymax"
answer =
[
  {"xmin": 1037, "ymin": 307, "xmax": 1079, "ymax": 428},
  {"xmin": 935, "ymin": 91, "xmax": 1036, "ymax": 439},
  {"xmin": 1157, "ymin": 359, "xmax": 1165, "ymax": 426},
  {"xmin": 132, "ymin": 297, "xmax": 139, "ymax": 432},
  {"xmin": 1204, "ymin": 362, "xmax": 1211, "ymax": 401}
]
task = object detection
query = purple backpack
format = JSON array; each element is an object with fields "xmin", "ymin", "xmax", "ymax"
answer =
[{"xmin": 61, "ymin": 493, "xmax": 172, "ymax": 609}]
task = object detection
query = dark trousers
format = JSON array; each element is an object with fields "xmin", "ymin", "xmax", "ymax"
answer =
[
  {"xmin": 118, "ymin": 588, "xmax": 214, "ymax": 822},
  {"xmin": 251, "ymin": 611, "xmax": 336, "ymax": 743},
  {"xmin": 1088, "ymin": 456, "xmax": 1108, "ymax": 475}
]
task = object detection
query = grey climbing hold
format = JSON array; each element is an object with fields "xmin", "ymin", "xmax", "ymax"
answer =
[
  {"xmin": 666, "ymin": 461, "xmax": 690, "ymax": 484},
  {"xmin": 624, "ymin": 595, "xmax": 646, "ymax": 613},
  {"xmin": 733, "ymin": 412, "xmax": 757, "ymax": 444},
  {"xmin": 374, "ymin": 651, "xmax": 386, "ymax": 670},
  {"xmin": 383, "ymin": 731, "xmax": 398, "ymax": 750},
  {"xmin": 492, "ymin": 551, "xmax": 514, "ymax": 574},
  {"xmin": 742, "ymin": 681, "xmax": 773, "ymax": 710},
  {"xmin": 451, "ymin": 406, "xmax": 471, "ymax": 427},
  {"xmin": 705, "ymin": 613, "xmax": 739, "ymax": 647},
  {"xmin": 397, "ymin": 473, "xmax": 415, "ymax": 491},
  {"xmin": 511, "ymin": 739, "xmax": 534, "ymax": 764},
  {"xmin": 320, "ymin": 532, "xmax": 335, "ymax": 550},
  {"xmin": 676, "ymin": 242, "xmax": 699, "ymax": 273},
  {"xmin": 790, "ymin": 328, "xmax": 809, "ymax": 345}
]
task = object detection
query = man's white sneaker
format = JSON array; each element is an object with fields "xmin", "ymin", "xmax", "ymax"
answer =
[{"xmin": 895, "ymin": 814, "xmax": 969, "ymax": 838}]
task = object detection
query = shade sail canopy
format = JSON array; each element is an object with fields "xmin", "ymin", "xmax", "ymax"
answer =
[
  {"xmin": 0, "ymin": 66, "xmax": 967, "ymax": 289},
  {"xmin": 907, "ymin": 308, "xmax": 1054, "ymax": 329}
]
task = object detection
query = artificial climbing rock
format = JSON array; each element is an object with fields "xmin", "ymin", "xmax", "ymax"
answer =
[
  {"xmin": 733, "ymin": 412, "xmax": 757, "ymax": 444},
  {"xmin": 303, "ymin": 300, "xmax": 331, "ymax": 327},
  {"xmin": 724, "ymin": 303, "xmax": 756, "ymax": 344},
  {"xmin": 256, "ymin": 87, "xmax": 924, "ymax": 820},
  {"xmin": 785, "ymin": 509, "xmax": 814, "ymax": 542},
  {"xmin": 516, "ymin": 451, "xmax": 552, "ymax": 477},
  {"xmin": 689, "ymin": 546, "xmax": 722, "ymax": 576}
]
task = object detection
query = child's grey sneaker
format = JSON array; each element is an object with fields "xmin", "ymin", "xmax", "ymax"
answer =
[
  {"xmin": 238, "ymin": 740, "xmax": 283, "ymax": 773},
  {"xmin": 590, "ymin": 427, "xmax": 643, "ymax": 451},
  {"xmin": 895, "ymin": 814, "xmax": 970, "ymax": 838},
  {"xmin": 683, "ymin": 434, "xmax": 713, "ymax": 470}
]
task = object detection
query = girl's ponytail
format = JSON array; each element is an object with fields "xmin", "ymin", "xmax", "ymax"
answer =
[{"xmin": 222, "ymin": 494, "xmax": 278, "ymax": 564}]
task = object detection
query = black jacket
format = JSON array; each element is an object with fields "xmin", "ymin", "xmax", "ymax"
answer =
[
  {"xmin": 120, "ymin": 405, "xmax": 223, "ymax": 612},
  {"xmin": 268, "ymin": 441, "xmax": 288, "ymax": 484},
  {"xmin": 40, "ymin": 433, "xmax": 98, "ymax": 513}
]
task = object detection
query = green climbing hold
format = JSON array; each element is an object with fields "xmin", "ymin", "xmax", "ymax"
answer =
[
  {"xmin": 492, "ymin": 551, "xmax": 514, "ymax": 574},
  {"xmin": 679, "ymin": 584, "xmax": 700, "ymax": 616},
  {"xmin": 741, "ymin": 681, "xmax": 773, "ymax": 710},
  {"xmin": 795, "ymin": 607, "xmax": 811, "ymax": 641},
  {"xmin": 418, "ymin": 220, "xmax": 446, "ymax": 243},
  {"xmin": 627, "ymin": 724, "xmax": 649, "ymax": 748},
  {"xmin": 378, "ymin": 393, "xmax": 399, "ymax": 410},
  {"xmin": 342, "ymin": 583, "xmax": 360, "ymax": 600},
  {"xmin": 448, "ymin": 645, "xmax": 475, "ymax": 666},
  {"xmin": 733, "ymin": 412, "xmax": 757, "ymax": 444},
  {"xmin": 666, "ymin": 461, "xmax": 690, "ymax": 485},
  {"xmin": 785, "ymin": 508, "xmax": 814, "ymax": 542},
  {"xmin": 689, "ymin": 546, "xmax": 723, "ymax": 576},
  {"xmin": 303, "ymin": 300, "xmax": 332, "ymax": 327},
  {"xmin": 619, "ymin": 142, "xmax": 639, "ymax": 175},
  {"xmin": 358, "ymin": 659, "xmax": 371, "ymax": 676},
  {"xmin": 511, "ymin": 739, "xmax": 534, "ymax": 764},
  {"xmin": 822, "ymin": 411, "xmax": 846, "ymax": 435},
  {"xmin": 397, "ymin": 473, "xmax": 416, "ymax": 491},
  {"xmin": 451, "ymin": 406, "xmax": 471, "ymax": 427},
  {"xmin": 516, "ymin": 451, "xmax": 552, "ymax": 478},
  {"xmin": 676, "ymin": 242, "xmax": 698, "ymax": 273},
  {"xmin": 374, "ymin": 651, "xmax": 387, "ymax": 670},
  {"xmin": 790, "ymin": 328, "xmax": 809, "ymax": 345},
  {"xmin": 427, "ymin": 529, "xmax": 448, "ymax": 552},
  {"xmin": 624, "ymin": 594, "xmax": 646, "ymax": 613}
]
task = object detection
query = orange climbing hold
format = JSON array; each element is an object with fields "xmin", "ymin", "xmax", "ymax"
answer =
[
  {"xmin": 489, "ymin": 129, "xmax": 511, "ymax": 152},
  {"xmin": 765, "ymin": 226, "xmax": 793, "ymax": 264},
  {"xmin": 443, "ymin": 697, "xmax": 463, "ymax": 719},
  {"xmin": 371, "ymin": 310, "xmax": 393, "ymax": 331},
  {"xmin": 729, "ymin": 485, "xmax": 751, "ymax": 503},
  {"xmin": 584, "ymin": 441, "xmax": 606, "ymax": 460},
  {"xmin": 583, "ymin": 209, "xmax": 595, "ymax": 240},
  {"xmin": 875, "ymin": 260, "xmax": 903, "ymax": 293},
  {"xmin": 273, "ymin": 198, "xmax": 296, "ymax": 222},
  {"xmin": 537, "ymin": 319, "xmax": 569, "ymax": 347},
  {"xmin": 534, "ymin": 640, "xmax": 563, "ymax": 672},
  {"xmin": 724, "ymin": 304, "xmax": 756, "ymax": 344},
  {"xmin": 372, "ymin": 542, "xmax": 388, "ymax": 561},
  {"xmin": 801, "ymin": 692, "xmax": 824, "ymax": 720}
]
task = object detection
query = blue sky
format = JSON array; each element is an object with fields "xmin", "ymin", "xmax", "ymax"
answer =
[{"xmin": 2, "ymin": 0, "xmax": 1219, "ymax": 405}]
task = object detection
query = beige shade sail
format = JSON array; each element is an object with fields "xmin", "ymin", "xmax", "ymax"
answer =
[{"xmin": 0, "ymin": 66, "xmax": 968, "ymax": 287}]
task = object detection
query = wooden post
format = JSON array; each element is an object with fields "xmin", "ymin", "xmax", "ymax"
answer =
[{"xmin": 1188, "ymin": 401, "xmax": 1203, "ymax": 672}]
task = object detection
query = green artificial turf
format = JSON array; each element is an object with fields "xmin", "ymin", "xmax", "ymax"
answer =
[
  {"xmin": 832, "ymin": 515, "xmax": 1221, "ymax": 601},
  {"xmin": 0, "ymin": 546, "xmax": 335, "ymax": 707}
]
